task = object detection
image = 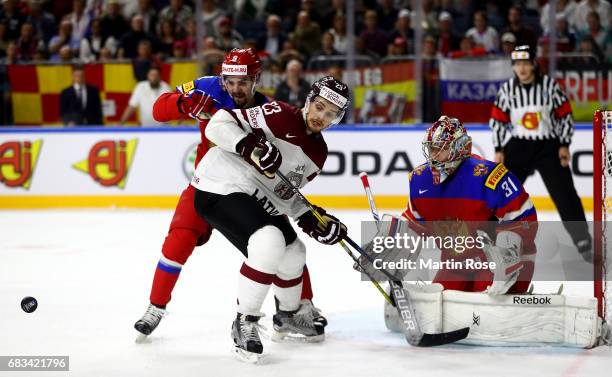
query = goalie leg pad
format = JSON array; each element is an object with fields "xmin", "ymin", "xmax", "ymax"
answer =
[{"xmin": 384, "ymin": 287, "xmax": 602, "ymax": 348}]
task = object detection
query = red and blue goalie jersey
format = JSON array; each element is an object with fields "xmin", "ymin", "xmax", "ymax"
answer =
[{"xmin": 402, "ymin": 155, "xmax": 538, "ymax": 293}]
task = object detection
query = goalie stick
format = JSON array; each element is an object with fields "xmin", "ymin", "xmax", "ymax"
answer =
[{"xmin": 277, "ymin": 171, "xmax": 469, "ymax": 346}]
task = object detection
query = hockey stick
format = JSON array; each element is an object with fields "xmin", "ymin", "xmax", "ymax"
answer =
[
  {"xmin": 359, "ymin": 172, "xmax": 380, "ymax": 224},
  {"xmin": 276, "ymin": 172, "xmax": 469, "ymax": 346}
]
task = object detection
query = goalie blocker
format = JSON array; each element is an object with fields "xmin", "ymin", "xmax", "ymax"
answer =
[{"xmin": 384, "ymin": 283, "xmax": 607, "ymax": 348}]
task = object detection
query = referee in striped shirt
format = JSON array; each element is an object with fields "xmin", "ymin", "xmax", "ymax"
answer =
[{"xmin": 489, "ymin": 45, "xmax": 592, "ymax": 261}]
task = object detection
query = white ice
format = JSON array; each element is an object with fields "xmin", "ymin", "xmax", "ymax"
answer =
[{"xmin": 0, "ymin": 209, "xmax": 610, "ymax": 377}]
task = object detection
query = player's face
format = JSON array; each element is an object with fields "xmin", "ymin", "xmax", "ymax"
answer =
[
  {"xmin": 223, "ymin": 76, "xmax": 256, "ymax": 108},
  {"xmin": 430, "ymin": 143, "xmax": 452, "ymax": 163},
  {"xmin": 306, "ymin": 97, "xmax": 342, "ymax": 134},
  {"xmin": 513, "ymin": 60, "xmax": 535, "ymax": 83}
]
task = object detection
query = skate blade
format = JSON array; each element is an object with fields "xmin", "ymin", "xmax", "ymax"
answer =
[
  {"xmin": 271, "ymin": 330, "xmax": 325, "ymax": 343},
  {"xmin": 135, "ymin": 332, "xmax": 151, "ymax": 344},
  {"xmin": 233, "ymin": 346, "xmax": 263, "ymax": 364}
]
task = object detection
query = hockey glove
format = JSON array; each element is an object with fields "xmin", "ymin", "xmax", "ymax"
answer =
[
  {"xmin": 297, "ymin": 206, "xmax": 347, "ymax": 245},
  {"xmin": 477, "ymin": 230, "xmax": 523, "ymax": 295},
  {"xmin": 236, "ymin": 132, "xmax": 282, "ymax": 178},
  {"xmin": 178, "ymin": 89, "xmax": 218, "ymax": 120}
]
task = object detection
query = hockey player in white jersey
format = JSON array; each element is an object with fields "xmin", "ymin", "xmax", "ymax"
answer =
[{"xmin": 191, "ymin": 76, "xmax": 350, "ymax": 361}]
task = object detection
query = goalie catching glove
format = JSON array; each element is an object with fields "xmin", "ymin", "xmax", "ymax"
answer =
[
  {"xmin": 477, "ymin": 230, "xmax": 523, "ymax": 295},
  {"xmin": 297, "ymin": 206, "xmax": 346, "ymax": 245},
  {"xmin": 178, "ymin": 89, "xmax": 219, "ymax": 120},
  {"xmin": 236, "ymin": 132, "xmax": 282, "ymax": 179}
]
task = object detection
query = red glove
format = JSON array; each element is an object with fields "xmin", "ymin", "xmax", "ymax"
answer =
[
  {"xmin": 236, "ymin": 132, "xmax": 282, "ymax": 178},
  {"xmin": 297, "ymin": 206, "xmax": 347, "ymax": 245},
  {"xmin": 178, "ymin": 89, "xmax": 218, "ymax": 120}
]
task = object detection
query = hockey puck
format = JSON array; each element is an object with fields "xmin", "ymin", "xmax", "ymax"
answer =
[{"xmin": 21, "ymin": 296, "xmax": 38, "ymax": 313}]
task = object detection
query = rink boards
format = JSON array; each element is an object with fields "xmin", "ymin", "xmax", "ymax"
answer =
[{"xmin": 0, "ymin": 125, "xmax": 594, "ymax": 210}]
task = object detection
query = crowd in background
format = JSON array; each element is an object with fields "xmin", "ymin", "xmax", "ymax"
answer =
[
  {"xmin": 0, "ymin": 0, "xmax": 610, "ymax": 70},
  {"xmin": 0, "ymin": 0, "xmax": 610, "ymax": 126}
]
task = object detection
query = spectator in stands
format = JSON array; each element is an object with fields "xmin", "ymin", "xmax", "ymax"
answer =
[
  {"xmin": 132, "ymin": 39, "xmax": 161, "ymax": 81},
  {"xmin": 100, "ymin": 0, "xmax": 128, "ymax": 41},
  {"xmin": 466, "ymin": 10, "xmax": 499, "ymax": 52},
  {"xmin": 273, "ymin": 59, "xmax": 311, "ymax": 108},
  {"xmin": 159, "ymin": 0, "xmax": 193, "ymax": 33},
  {"xmin": 500, "ymin": 32, "xmax": 517, "ymax": 56},
  {"xmin": 158, "ymin": 19, "xmax": 176, "ymax": 58},
  {"xmin": 183, "ymin": 19, "xmax": 196, "ymax": 58},
  {"xmin": 449, "ymin": 35, "xmax": 488, "ymax": 58},
  {"xmin": 277, "ymin": 39, "xmax": 305, "ymax": 67},
  {"xmin": 581, "ymin": 11, "xmax": 611, "ymax": 59},
  {"xmin": 422, "ymin": 34, "xmax": 438, "ymax": 59},
  {"xmin": 387, "ymin": 8, "xmax": 414, "ymax": 54},
  {"xmin": 540, "ymin": 0, "xmax": 576, "ymax": 33},
  {"xmin": 291, "ymin": 10, "xmax": 322, "ymax": 58},
  {"xmin": 0, "ymin": 23, "xmax": 9, "ymax": 58},
  {"xmin": 201, "ymin": 0, "xmax": 225, "ymax": 38},
  {"xmin": 376, "ymin": 0, "xmax": 398, "ymax": 32},
  {"xmin": 0, "ymin": 0, "xmax": 25, "ymax": 40},
  {"xmin": 57, "ymin": 44, "xmax": 79, "ymax": 63},
  {"xmin": 256, "ymin": 14, "xmax": 287, "ymax": 59},
  {"xmin": 573, "ymin": 0, "xmax": 610, "ymax": 33},
  {"xmin": 25, "ymin": 0, "xmax": 57, "ymax": 45},
  {"xmin": 328, "ymin": 13, "xmax": 347, "ymax": 54},
  {"xmin": 48, "ymin": 20, "xmax": 80, "ymax": 61},
  {"xmin": 201, "ymin": 36, "xmax": 224, "ymax": 75},
  {"xmin": 360, "ymin": 9, "xmax": 388, "ymax": 57},
  {"xmin": 120, "ymin": 66, "xmax": 171, "ymax": 126},
  {"xmin": 355, "ymin": 35, "xmax": 380, "ymax": 61},
  {"xmin": 311, "ymin": 31, "xmax": 340, "ymax": 58},
  {"xmin": 577, "ymin": 35, "xmax": 605, "ymax": 65},
  {"xmin": 118, "ymin": 14, "xmax": 158, "ymax": 59},
  {"xmin": 80, "ymin": 17, "xmax": 117, "ymax": 62},
  {"xmin": 541, "ymin": 13, "xmax": 576, "ymax": 54},
  {"xmin": 86, "ymin": 0, "xmax": 106, "ymax": 18},
  {"xmin": 15, "ymin": 22, "xmax": 40, "ymax": 61},
  {"xmin": 501, "ymin": 6, "xmax": 536, "ymax": 49},
  {"xmin": 387, "ymin": 36, "xmax": 408, "ymax": 56},
  {"xmin": 214, "ymin": 16, "xmax": 243, "ymax": 51},
  {"xmin": 0, "ymin": 40, "xmax": 17, "ymax": 63},
  {"xmin": 172, "ymin": 39, "xmax": 187, "ymax": 58},
  {"xmin": 322, "ymin": 0, "xmax": 345, "ymax": 31},
  {"xmin": 60, "ymin": 65, "xmax": 103, "ymax": 126},
  {"xmin": 131, "ymin": 0, "xmax": 157, "ymax": 36},
  {"xmin": 67, "ymin": 0, "xmax": 90, "ymax": 41},
  {"xmin": 436, "ymin": 11, "xmax": 459, "ymax": 56},
  {"xmin": 300, "ymin": 0, "xmax": 323, "ymax": 25}
]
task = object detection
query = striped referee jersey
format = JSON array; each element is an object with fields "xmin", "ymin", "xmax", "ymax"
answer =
[{"xmin": 489, "ymin": 73, "xmax": 573, "ymax": 151}]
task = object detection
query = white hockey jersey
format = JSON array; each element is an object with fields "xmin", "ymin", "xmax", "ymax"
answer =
[{"xmin": 190, "ymin": 101, "xmax": 328, "ymax": 219}]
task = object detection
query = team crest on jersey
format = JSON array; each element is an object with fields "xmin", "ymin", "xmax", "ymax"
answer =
[
  {"xmin": 473, "ymin": 163, "xmax": 489, "ymax": 177},
  {"xmin": 521, "ymin": 112, "xmax": 541, "ymax": 130},
  {"xmin": 274, "ymin": 170, "xmax": 303, "ymax": 200},
  {"xmin": 182, "ymin": 81, "xmax": 195, "ymax": 93},
  {"xmin": 485, "ymin": 164, "xmax": 508, "ymax": 190},
  {"xmin": 412, "ymin": 164, "xmax": 426, "ymax": 176}
]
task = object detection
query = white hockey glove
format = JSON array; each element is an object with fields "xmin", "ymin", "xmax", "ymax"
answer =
[
  {"xmin": 355, "ymin": 214, "xmax": 422, "ymax": 281},
  {"xmin": 477, "ymin": 230, "xmax": 523, "ymax": 295}
]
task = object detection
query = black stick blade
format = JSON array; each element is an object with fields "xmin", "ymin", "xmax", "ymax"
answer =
[{"xmin": 417, "ymin": 327, "xmax": 470, "ymax": 347}]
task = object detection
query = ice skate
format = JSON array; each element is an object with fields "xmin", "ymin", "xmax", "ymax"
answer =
[
  {"xmin": 231, "ymin": 313, "xmax": 265, "ymax": 363},
  {"xmin": 134, "ymin": 303, "xmax": 166, "ymax": 343},
  {"xmin": 301, "ymin": 299, "xmax": 328, "ymax": 328},
  {"xmin": 272, "ymin": 302, "xmax": 325, "ymax": 343}
]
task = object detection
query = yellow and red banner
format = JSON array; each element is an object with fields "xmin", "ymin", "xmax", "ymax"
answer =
[{"xmin": 7, "ymin": 62, "xmax": 197, "ymax": 125}]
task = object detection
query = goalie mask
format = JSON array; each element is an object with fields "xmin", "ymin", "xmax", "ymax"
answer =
[
  {"xmin": 303, "ymin": 76, "xmax": 350, "ymax": 128},
  {"xmin": 422, "ymin": 116, "xmax": 472, "ymax": 184}
]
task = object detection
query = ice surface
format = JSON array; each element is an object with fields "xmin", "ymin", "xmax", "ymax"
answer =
[{"xmin": 1, "ymin": 209, "xmax": 610, "ymax": 377}]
